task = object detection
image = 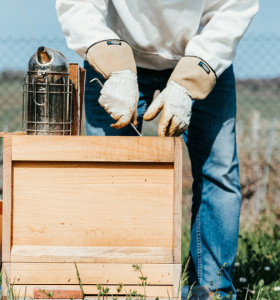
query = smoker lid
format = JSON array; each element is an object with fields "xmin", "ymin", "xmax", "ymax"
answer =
[{"xmin": 28, "ymin": 46, "xmax": 69, "ymax": 75}]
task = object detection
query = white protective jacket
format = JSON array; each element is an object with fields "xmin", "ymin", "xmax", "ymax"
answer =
[{"xmin": 56, "ymin": 0, "xmax": 258, "ymax": 78}]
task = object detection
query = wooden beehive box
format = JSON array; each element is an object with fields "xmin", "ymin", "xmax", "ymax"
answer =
[{"xmin": 2, "ymin": 136, "xmax": 182, "ymax": 299}]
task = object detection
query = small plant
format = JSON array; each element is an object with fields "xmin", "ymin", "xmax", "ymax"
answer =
[
  {"xmin": 97, "ymin": 284, "xmax": 110, "ymax": 300},
  {"xmin": 167, "ymin": 257, "xmax": 193, "ymax": 300},
  {"xmin": 180, "ymin": 257, "xmax": 194, "ymax": 300},
  {"xmin": 207, "ymin": 262, "xmax": 232, "ymax": 300},
  {"xmin": 74, "ymin": 262, "xmax": 85, "ymax": 300},
  {"xmin": 94, "ymin": 266, "xmax": 148, "ymax": 300},
  {"xmin": 132, "ymin": 264, "xmax": 147, "ymax": 300},
  {"xmin": 93, "ymin": 263, "xmax": 190, "ymax": 300},
  {"xmin": 108, "ymin": 283, "xmax": 125, "ymax": 300},
  {"xmin": 233, "ymin": 212, "xmax": 280, "ymax": 299},
  {"xmin": 125, "ymin": 289, "xmax": 139, "ymax": 300},
  {"xmin": 3, "ymin": 273, "xmax": 28, "ymax": 300},
  {"xmin": 39, "ymin": 289, "xmax": 54, "ymax": 298}
]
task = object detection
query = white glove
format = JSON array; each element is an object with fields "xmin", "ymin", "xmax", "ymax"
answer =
[
  {"xmin": 99, "ymin": 70, "xmax": 139, "ymax": 129},
  {"xmin": 143, "ymin": 81, "xmax": 192, "ymax": 137}
]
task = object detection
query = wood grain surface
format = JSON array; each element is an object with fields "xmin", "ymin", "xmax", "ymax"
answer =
[
  {"xmin": 173, "ymin": 138, "xmax": 183, "ymax": 264},
  {"xmin": 2, "ymin": 136, "xmax": 12, "ymax": 263},
  {"xmin": 11, "ymin": 245, "xmax": 173, "ymax": 263},
  {"xmin": 2, "ymin": 136, "xmax": 182, "ymax": 298},
  {"xmin": 9, "ymin": 263, "xmax": 177, "ymax": 285},
  {"xmin": 12, "ymin": 161, "xmax": 174, "ymax": 248},
  {"xmin": 11, "ymin": 136, "xmax": 175, "ymax": 162}
]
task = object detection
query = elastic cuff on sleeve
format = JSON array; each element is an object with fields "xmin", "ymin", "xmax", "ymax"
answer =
[
  {"xmin": 86, "ymin": 40, "xmax": 137, "ymax": 79},
  {"xmin": 168, "ymin": 56, "xmax": 217, "ymax": 100}
]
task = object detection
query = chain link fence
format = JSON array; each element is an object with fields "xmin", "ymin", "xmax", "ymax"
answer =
[{"xmin": 0, "ymin": 35, "xmax": 280, "ymax": 216}]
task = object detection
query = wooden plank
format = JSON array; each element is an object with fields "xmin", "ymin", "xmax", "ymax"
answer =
[
  {"xmin": 2, "ymin": 262, "xmax": 11, "ymax": 297},
  {"xmin": 11, "ymin": 246, "xmax": 173, "ymax": 263},
  {"xmin": 11, "ymin": 136, "xmax": 175, "ymax": 162},
  {"xmin": 173, "ymin": 138, "xmax": 183, "ymax": 264},
  {"xmin": 34, "ymin": 289, "xmax": 82, "ymax": 299},
  {"xmin": 12, "ymin": 162, "xmax": 174, "ymax": 248},
  {"xmin": 173, "ymin": 264, "xmax": 181, "ymax": 299},
  {"xmin": 10, "ymin": 263, "xmax": 176, "ymax": 285},
  {"xmin": 2, "ymin": 136, "xmax": 12, "ymax": 262},
  {"xmin": 12, "ymin": 285, "xmax": 173, "ymax": 298},
  {"xmin": 69, "ymin": 63, "xmax": 79, "ymax": 136},
  {"xmin": 0, "ymin": 131, "xmax": 25, "ymax": 137},
  {"xmin": 69, "ymin": 63, "xmax": 85, "ymax": 136},
  {"xmin": 2, "ymin": 137, "xmax": 12, "ymax": 294},
  {"xmin": 79, "ymin": 67, "xmax": 86, "ymax": 135}
]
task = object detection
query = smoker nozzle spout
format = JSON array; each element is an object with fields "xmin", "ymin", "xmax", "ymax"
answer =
[{"xmin": 37, "ymin": 46, "xmax": 52, "ymax": 64}]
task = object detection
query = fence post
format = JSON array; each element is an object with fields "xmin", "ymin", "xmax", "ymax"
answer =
[
  {"xmin": 250, "ymin": 110, "xmax": 261, "ymax": 213},
  {"xmin": 259, "ymin": 118, "xmax": 277, "ymax": 211}
]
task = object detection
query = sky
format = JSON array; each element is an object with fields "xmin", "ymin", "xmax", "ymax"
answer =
[
  {"xmin": 0, "ymin": 0, "xmax": 279, "ymax": 78},
  {"xmin": 0, "ymin": 0, "xmax": 279, "ymax": 37}
]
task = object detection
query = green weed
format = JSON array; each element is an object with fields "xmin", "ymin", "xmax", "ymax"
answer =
[
  {"xmin": 181, "ymin": 210, "xmax": 280, "ymax": 300},
  {"xmin": 234, "ymin": 212, "xmax": 280, "ymax": 299},
  {"xmin": 1, "ymin": 273, "xmax": 28, "ymax": 300}
]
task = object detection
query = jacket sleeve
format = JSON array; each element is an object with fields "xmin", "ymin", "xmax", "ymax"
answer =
[
  {"xmin": 56, "ymin": 0, "xmax": 119, "ymax": 59},
  {"xmin": 185, "ymin": 0, "xmax": 259, "ymax": 77}
]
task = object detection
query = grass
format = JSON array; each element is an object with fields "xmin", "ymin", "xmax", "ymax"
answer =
[
  {"xmin": 233, "ymin": 211, "xmax": 280, "ymax": 300},
  {"xmin": 2, "ymin": 275, "xmax": 28, "ymax": 300},
  {"xmin": 181, "ymin": 208, "xmax": 280, "ymax": 300},
  {"xmin": 0, "ymin": 79, "xmax": 22, "ymax": 132},
  {"xmin": 1, "ymin": 262, "xmax": 193, "ymax": 300}
]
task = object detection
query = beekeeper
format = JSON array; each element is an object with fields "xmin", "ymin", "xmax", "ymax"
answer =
[{"xmin": 56, "ymin": 1, "xmax": 258, "ymax": 299}]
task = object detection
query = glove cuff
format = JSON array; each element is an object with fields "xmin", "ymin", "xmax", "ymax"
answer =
[
  {"xmin": 168, "ymin": 56, "xmax": 217, "ymax": 100},
  {"xmin": 86, "ymin": 40, "xmax": 137, "ymax": 79}
]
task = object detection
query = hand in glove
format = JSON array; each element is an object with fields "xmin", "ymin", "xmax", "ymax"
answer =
[
  {"xmin": 99, "ymin": 69, "xmax": 139, "ymax": 129},
  {"xmin": 144, "ymin": 56, "xmax": 217, "ymax": 137},
  {"xmin": 87, "ymin": 40, "xmax": 139, "ymax": 129},
  {"xmin": 143, "ymin": 81, "xmax": 192, "ymax": 137}
]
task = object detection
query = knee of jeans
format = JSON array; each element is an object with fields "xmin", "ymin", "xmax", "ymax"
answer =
[
  {"xmin": 201, "ymin": 124, "xmax": 240, "ymax": 189},
  {"xmin": 203, "ymin": 158, "xmax": 240, "ymax": 193},
  {"xmin": 198, "ymin": 144, "xmax": 241, "ymax": 200}
]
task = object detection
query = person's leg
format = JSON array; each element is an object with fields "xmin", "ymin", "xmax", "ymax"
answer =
[{"xmin": 183, "ymin": 65, "xmax": 241, "ymax": 300}]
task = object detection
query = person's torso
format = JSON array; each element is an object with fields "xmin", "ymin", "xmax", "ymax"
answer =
[{"xmin": 106, "ymin": 0, "xmax": 207, "ymax": 69}]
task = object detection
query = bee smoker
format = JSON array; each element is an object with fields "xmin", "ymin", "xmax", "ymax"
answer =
[{"xmin": 22, "ymin": 46, "xmax": 73, "ymax": 135}]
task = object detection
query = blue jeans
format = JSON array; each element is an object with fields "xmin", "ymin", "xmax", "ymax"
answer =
[{"xmin": 84, "ymin": 61, "xmax": 241, "ymax": 300}]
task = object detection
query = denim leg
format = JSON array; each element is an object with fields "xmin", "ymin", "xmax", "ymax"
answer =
[{"xmin": 183, "ymin": 65, "xmax": 241, "ymax": 300}]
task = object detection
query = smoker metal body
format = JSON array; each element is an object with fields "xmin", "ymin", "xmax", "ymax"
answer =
[{"xmin": 22, "ymin": 47, "xmax": 73, "ymax": 135}]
